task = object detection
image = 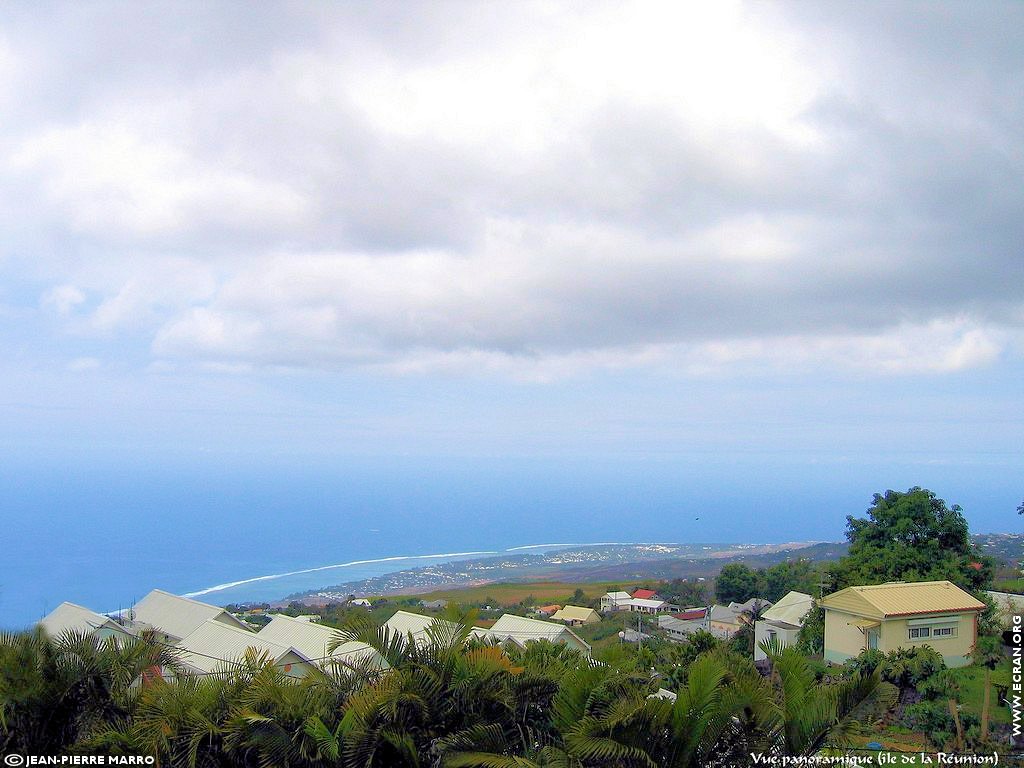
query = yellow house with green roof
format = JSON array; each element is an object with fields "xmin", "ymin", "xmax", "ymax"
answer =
[{"xmin": 821, "ymin": 580, "xmax": 985, "ymax": 668}]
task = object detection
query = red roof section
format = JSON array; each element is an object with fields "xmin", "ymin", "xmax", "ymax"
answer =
[
  {"xmin": 673, "ymin": 609, "xmax": 707, "ymax": 621},
  {"xmin": 632, "ymin": 589, "xmax": 658, "ymax": 600}
]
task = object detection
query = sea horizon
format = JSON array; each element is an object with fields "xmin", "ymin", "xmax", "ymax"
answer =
[{"xmin": 4, "ymin": 449, "xmax": 1019, "ymax": 630}]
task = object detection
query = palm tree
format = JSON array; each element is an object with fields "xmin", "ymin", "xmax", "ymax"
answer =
[
  {"xmin": 0, "ymin": 628, "xmax": 181, "ymax": 754},
  {"xmin": 755, "ymin": 647, "xmax": 897, "ymax": 756}
]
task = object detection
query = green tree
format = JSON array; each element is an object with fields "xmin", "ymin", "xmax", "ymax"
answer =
[
  {"xmin": 659, "ymin": 579, "xmax": 707, "ymax": 608},
  {"xmin": 714, "ymin": 564, "xmax": 760, "ymax": 604},
  {"xmin": 832, "ymin": 487, "xmax": 993, "ymax": 591},
  {"xmin": 761, "ymin": 560, "xmax": 818, "ymax": 603}
]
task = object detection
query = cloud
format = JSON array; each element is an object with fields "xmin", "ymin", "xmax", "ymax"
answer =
[
  {"xmin": 41, "ymin": 284, "xmax": 85, "ymax": 316},
  {"xmin": 67, "ymin": 356, "xmax": 100, "ymax": 372},
  {"xmin": 2, "ymin": 1, "xmax": 1022, "ymax": 378}
]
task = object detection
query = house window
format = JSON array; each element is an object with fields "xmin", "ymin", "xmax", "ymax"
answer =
[
  {"xmin": 932, "ymin": 625, "xmax": 957, "ymax": 638},
  {"xmin": 908, "ymin": 627, "xmax": 931, "ymax": 640}
]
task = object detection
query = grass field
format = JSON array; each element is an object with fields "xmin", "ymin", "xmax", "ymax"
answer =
[
  {"xmin": 409, "ymin": 580, "xmax": 652, "ymax": 607},
  {"xmin": 949, "ymin": 660, "xmax": 1013, "ymax": 725},
  {"xmin": 993, "ymin": 578, "xmax": 1024, "ymax": 594}
]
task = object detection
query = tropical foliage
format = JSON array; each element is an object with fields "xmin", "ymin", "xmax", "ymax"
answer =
[{"xmin": 1, "ymin": 613, "xmax": 900, "ymax": 767}]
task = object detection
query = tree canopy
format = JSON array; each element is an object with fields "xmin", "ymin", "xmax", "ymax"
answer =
[
  {"xmin": 714, "ymin": 563, "xmax": 760, "ymax": 603},
  {"xmin": 831, "ymin": 487, "xmax": 992, "ymax": 591}
]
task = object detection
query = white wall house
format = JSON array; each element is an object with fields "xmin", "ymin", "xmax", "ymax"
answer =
[
  {"xmin": 257, "ymin": 614, "xmax": 388, "ymax": 673},
  {"xmin": 753, "ymin": 591, "xmax": 814, "ymax": 661},
  {"xmin": 483, "ymin": 614, "xmax": 592, "ymax": 656},
  {"xmin": 176, "ymin": 619, "xmax": 314, "ymax": 679},
  {"xmin": 39, "ymin": 602, "xmax": 134, "ymax": 643},
  {"xmin": 600, "ymin": 592, "xmax": 632, "ymax": 612},
  {"xmin": 658, "ymin": 609, "xmax": 709, "ymax": 642},
  {"xmin": 127, "ymin": 589, "xmax": 250, "ymax": 643}
]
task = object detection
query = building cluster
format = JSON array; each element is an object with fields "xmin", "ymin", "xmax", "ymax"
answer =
[
  {"xmin": 37, "ymin": 589, "xmax": 595, "ymax": 679},
  {"xmin": 37, "ymin": 577, "xmax": 994, "ymax": 679},
  {"xmin": 601, "ymin": 580, "xmax": 988, "ymax": 668}
]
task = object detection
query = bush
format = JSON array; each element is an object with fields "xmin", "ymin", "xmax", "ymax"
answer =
[
  {"xmin": 882, "ymin": 646, "xmax": 944, "ymax": 687},
  {"xmin": 916, "ymin": 668, "xmax": 960, "ymax": 701},
  {"xmin": 845, "ymin": 646, "xmax": 945, "ymax": 688},
  {"xmin": 903, "ymin": 700, "xmax": 978, "ymax": 749}
]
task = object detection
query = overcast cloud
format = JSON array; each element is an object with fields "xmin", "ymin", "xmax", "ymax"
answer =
[{"xmin": 1, "ymin": 0, "xmax": 1022, "ymax": 380}]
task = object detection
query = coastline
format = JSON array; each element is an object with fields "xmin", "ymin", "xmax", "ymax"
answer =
[{"xmin": 275, "ymin": 540, "xmax": 832, "ymax": 607}]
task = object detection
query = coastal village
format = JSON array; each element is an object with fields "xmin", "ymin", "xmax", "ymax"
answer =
[
  {"xmin": 15, "ymin": 492, "xmax": 1024, "ymax": 760},
  {"xmin": 38, "ymin": 579, "xmax": 1020, "ymax": 678}
]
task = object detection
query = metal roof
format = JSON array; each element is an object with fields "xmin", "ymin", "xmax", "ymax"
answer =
[
  {"xmin": 130, "ymin": 589, "xmax": 249, "ymax": 641},
  {"xmin": 603, "ymin": 591, "xmax": 632, "ymax": 601},
  {"xmin": 628, "ymin": 598, "xmax": 668, "ymax": 609},
  {"xmin": 257, "ymin": 614, "xmax": 383, "ymax": 668},
  {"xmin": 39, "ymin": 602, "xmax": 128, "ymax": 639},
  {"xmin": 176, "ymin": 619, "xmax": 309, "ymax": 675},
  {"xmin": 383, "ymin": 610, "xmax": 490, "ymax": 646},
  {"xmin": 761, "ymin": 591, "xmax": 814, "ymax": 626},
  {"xmin": 550, "ymin": 605, "xmax": 599, "ymax": 622},
  {"xmin": 486, "ymin": 614, "xmax": 591, "ymax": 654},
  {"xmin": 821, "ymin": 581, "xmax": 985, "ymax": 619}
]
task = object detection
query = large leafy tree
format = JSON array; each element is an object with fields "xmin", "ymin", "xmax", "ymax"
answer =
[
  {"xmin": 714, "ymin": 564, "xmax": 760, "ymax": 604},
  {"xmin": 832, "ymin": 487, "xmax": 992, "ymax": 591}
]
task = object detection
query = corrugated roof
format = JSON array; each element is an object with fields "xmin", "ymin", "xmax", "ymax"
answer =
[
  {"xmin": 257, "ymin": 614, "xmax": 383, "ymax": 669},
  {"xmin": 821, "ymin": 581, "xmax": 985, "ymax": 619},
  {"xmin": 39, "ymin": 602, "xmax": 127, "ymax": 638},
  {"xmin": 603, "ymin": 591, "xmax": 631, "ymax": 601},
  {"xmin": 550, "ymin": 605, "xmax": 599, "ymax": 622},
  {"xmin": 628, "ymin": 598, "xmax": 667, "ymax": 609},
  {"xmin": 632, "ymin": 589, "xmax": 658, "ymax": 600},
  {"xmin": 673, "ymin": 608, "xmax": 707, "ymax": 621},
  {"xmin": 728, "ymin": 598, "xmax": 773, "ymax": 613},
  {"xmin": 383, "ymin": 610, "xmax": 488, "ymax": 646},
  {"xmin": 176, "ymin": 619, "xmax": 309, "ymax": 675},
  {"xmin": 486, "ymin": 614, "xmax": 591, "ymax": 654},
  {"xmin": 131, "ymin": 589, "xmax": 249, "ymax": 641},
  {"xmin": 708, "ymin": 605, "xmax": 741, "ymax": 623},
  {"xmin": 761, "ymin": 592, "xmax": 814, "ymax": 626}
]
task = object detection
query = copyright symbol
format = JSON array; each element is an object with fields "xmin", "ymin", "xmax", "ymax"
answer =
[{"xmin": 4, "ymin": 755, "xmax": 24, "ymax": 767}]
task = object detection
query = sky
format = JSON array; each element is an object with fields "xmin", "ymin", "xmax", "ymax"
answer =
[{"xmin": 0, "ymin": 1, "xmax": 1022, "ymax": 535}]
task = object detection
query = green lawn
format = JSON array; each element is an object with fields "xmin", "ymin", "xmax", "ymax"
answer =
[
  {"xmin": 948, "ymin": 660, "xmax": 1013, "ymax": 725},
  {"xmin": 408, "ymin": 580, "xmax": 649, "ymax": 607},
  {"xmin": 993, "ymin": 578, "xmax": 1024, "ymax": 594}
]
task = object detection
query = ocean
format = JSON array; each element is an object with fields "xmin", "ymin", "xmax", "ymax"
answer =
[{"xmin": 2, "ymin": 450, "xmax": 1017, "ymax": 629}]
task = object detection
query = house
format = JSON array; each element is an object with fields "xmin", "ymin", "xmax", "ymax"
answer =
[
  {"xmin": 420, "ymin": 599, "xmax": 449, "ymax": 610},
  {"xmin": 550, "ymin": 605, "xmax": 601, "ymax": 626},
  {"xmin": 350, "ymin": 598, "xmax": 373, "ymax": 608},
  {"xmin": 984, "ymin": 590, "xmax": 1024, "ymax": 627},
  {"xmin": 618, "ymin": 628, "xmax": 651, "ymax": 643},
  {"xmin": 626, "ymin": 598, "xmax": 679, "ymax": 614},
  {"xmin": 127, "ymin": 589, "xmax": 251, "ymax": 643},
  {"xmin": 632, "ymin": 588, "xmax": 660, "ymax": 600},
  {"xmin": 257, "ymin": 614, "xmax": 387, "ymax": 672},
  {"xmin": 600, "ymin": 591, "xmax": 632, "ymax": 612},
  {"xmin": 658, "ymin": 608, "xmax": 709, "ymax": 642},
  {"xmin": 39, "ymin": 602, "xmax": 134, "ymax": 642},
  {"xmin": 821, "ymin": 580, "xmax": 986, "ymax": 668},
  {"xmin": 706, "ymin": 605, "xmax": 745, "ymax": 638},
  {"xmin": 483, "ymin": 614, "xmax": 592, "ymax": 656},
  {"xmin": 176, "ymin": 619, "xmax": 314, "ymax": 678},
  {"xmin": 535, "ymin": 604, "xmax": 561, "ymax": 617},
  {"xmin": 383, "ymin": 610, "xmax": 489, "ymax": 647},
  {"xmin": 753, "ymin": 591, "xmax": 814, "ymax": 661},
  {"xmin": 729, "ymin": 597, "xmax": 774, "ymax": 615}
]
